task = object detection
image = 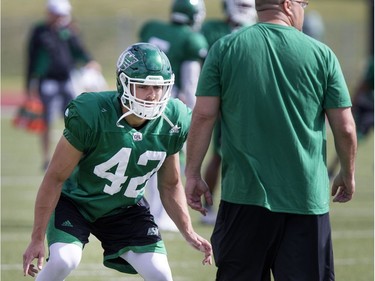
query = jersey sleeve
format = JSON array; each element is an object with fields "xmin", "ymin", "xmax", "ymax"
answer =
[
  {"xmin": 165, "ymin": 99, "xmax": 192, "ymax": 154},
  {"xmin": 323, "ymin": 49, "xmax": 352, "ymax": 109},
  {"xmin": 195, "ymin": 38, "xmax": 223, "ymax": 97},
  {"xmin": 176, "ymin": 100, "xmax": 192, "ymax": 150},
  {"xmin": 63, "ymin": 99, "xmax": 95, "ymax": 152}
]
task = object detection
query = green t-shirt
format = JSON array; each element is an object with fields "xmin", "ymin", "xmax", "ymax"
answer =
[
  {"xmin": 62, "ymin": 91, "xmax": 191, "ymax": 221},
  {"xmin": 196, "ymin": 23, "xmax": 352, "ymax": 215},
  {"xmin": 139, "ymin": 20, "xmax": 208, "ymax": 90}
]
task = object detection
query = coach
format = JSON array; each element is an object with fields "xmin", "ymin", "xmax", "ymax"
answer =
[{"xmin": 185, "ymin": 0, "xmax": 357, "ymax": 280}]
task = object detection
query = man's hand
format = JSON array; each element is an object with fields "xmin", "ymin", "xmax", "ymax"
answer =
[
  {"xmin": 23, "ymin": 240, "xmax": 45, "ymax": 277},
  {"xmin": 185, "ymin": 231, "xmax": 213, "ymax": 265},
  {"xmin": 185, "ymin": 176, "xmax": 212, "ymax": 215},
  {"xmin": 331, "ymin": 170, "xmax": 355, "ymax": 203}
]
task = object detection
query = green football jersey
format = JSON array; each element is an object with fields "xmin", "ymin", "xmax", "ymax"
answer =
[
  {"xmin": 62, "ymin": 91, "xmax": 191, "ymax": 222},
  {"xmin": 197, "ymin": 23, "xmax": 352, "ymax": 215},
  {"xmin": 139, "ymin": 20, "xmax": 208, "ymax": 91},
  {"xmin": 200, "ymin": 19, "xmax": 232, "ymax": 49}
]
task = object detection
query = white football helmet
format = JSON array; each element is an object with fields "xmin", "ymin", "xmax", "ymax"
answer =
[{"xmin": 223, "ymin": 0, "xmax": 257, "ymax": 27}]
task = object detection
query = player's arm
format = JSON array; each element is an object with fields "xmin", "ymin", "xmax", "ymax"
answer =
[
  {"xmin": 157, "ymin": 153, "xmax": 212, "ymax": 265},
  {"xmin": 25, "ymin": 27, "xmax": 41, "ymax": 98},
  {"xmin": 185, "ymin": 96, "xmax": 220, "ymax": 213},
  {"xmin": 23, "ymin": 136, "xmax": 82, "ymax": 276},
  {"xmin": 325, "ymin": 107, "xmax": 357, "ymax": 202}
]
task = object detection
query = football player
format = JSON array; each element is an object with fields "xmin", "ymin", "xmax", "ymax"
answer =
[
  {"xmin": 139, "ymin": 0, "xmax": 208, "ymax": 232},
  {"xmin": 202, "ymin": 0, "xmax": 258, "ymax": 48},
  {"xmin": 139, "ymin": 0, "xmax": 208, "ymax": 109},
  {"xmin": 22, "ymin": 43, "xmax": 212, "ymax": 281},
  {"xmin": 25, "ymin": 0, "xmax": 101, "ymax": 170}
]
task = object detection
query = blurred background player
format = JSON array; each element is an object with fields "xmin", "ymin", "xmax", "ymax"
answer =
[
  {"xmin": 199, "ymin": 0, "xmax": 258, "ymax": 225},
  {"xmin": 25, "ymin": 0, "xmax": 102, "ymax": 170},
  {"xmin": 140, "ymin": 0, "xmax": 208, "ymax": 109},
  {"xmin": 328, "ymin": 0, "xmax": 373, "ymax": 179},
  {"xmin": 328, "ymin": 56, "xmax": 374, "ymax": 179},
  {"xmin": 139, "ymin": 0, "xmax": 208, "ymax": 231},
  {"xmin": 302, "ymin": 10, "xmax": 325, "ymax": 42}
]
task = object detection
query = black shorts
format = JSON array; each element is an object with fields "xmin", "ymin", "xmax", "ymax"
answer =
[
  {"xmin": 211, "ymin": 201, "xmax": 334, "ymax": 281},
  {"xmin": 47, "ymin": 195, "xmax": 166, "ymax": 274}
]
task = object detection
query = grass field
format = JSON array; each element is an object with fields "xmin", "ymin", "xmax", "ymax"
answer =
[
  {"xmin": 1, "ymin": 108, "xmax": 373, "ymax": 281},
  {"xmin": 1, "ymin": 0, "xmax": 374, "ymax": 280}
]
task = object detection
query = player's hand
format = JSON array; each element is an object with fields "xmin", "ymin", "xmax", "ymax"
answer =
[
  {"xmin": 186, "ymin": 232, "xmax": 213, "ymax": 265},
  {"xmin": 23, "ymin": 240, "xmax": 45, "ymax": 277},
  {"xmin": 331, "ymin": 170, "xmax": 355, "ymax": 203},
  {"xmin": 185, "ymin": 176, "xmax": 212, "ymax": 215}
]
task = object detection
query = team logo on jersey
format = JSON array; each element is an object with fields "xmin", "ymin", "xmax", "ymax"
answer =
[
  {"xmin": 133, "ymin": 132, "xmax": 143, "ymax": 141},
  {"xmin": 147, "ymin": 227, "xmax": 159, "ymax": 236},
  {"xmin": 169, "ymin": 125, "xmax": 180, "ymax": 134},
  {"xmin": 117, "ymin": 51, "xmax": 139, "ymax": 69}
]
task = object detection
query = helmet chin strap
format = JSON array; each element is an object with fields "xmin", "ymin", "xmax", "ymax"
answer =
[
  {"xmin": 116, "ymin": 110, "xmax": 132, "ymax": 128},
  {"xmin": 116, "ymin": 109, "xmax": 180, "ymax": 133},
  {"xmin": 116, "ymin": 104, "xmax": 180, "ymax": 134},
  {"xmin": 161, "ymin": 113, "xmax": 180, "ymax": 133}
]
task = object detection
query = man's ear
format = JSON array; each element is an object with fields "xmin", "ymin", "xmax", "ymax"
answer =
[{"xmin": 282, "ymin": 0, "xmax": 293, "ymax": 16}]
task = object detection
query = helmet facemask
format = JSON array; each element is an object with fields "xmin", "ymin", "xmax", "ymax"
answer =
[
  {"xmin": 118, "ymin": 72, "xmax": 174, "ymax": 120},
  {"xmin": 115, "ymin": 43, "xmax": 175, "ymax": 128}
]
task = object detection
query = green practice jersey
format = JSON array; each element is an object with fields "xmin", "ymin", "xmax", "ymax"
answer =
[
  {"xmin": 139, "ymin": 20, "xmax": 208, "ymax": 91},
  {"xmin": 62, "ymin": 91, "xmax": 191, "ymax": 222},
  {"xmin": 200, "ymin": 19, "xmax": 232, "ymax": 49},
  {"xmin": 197, "ymin": 23, "xmax": 352, "ymax": 215}
]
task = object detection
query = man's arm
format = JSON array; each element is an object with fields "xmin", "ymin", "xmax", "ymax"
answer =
[
  {"xmin": 25, "ymin": 27, "xmax": 40, "ymax": 97},
  {"xmin": 326, "ymin": 107, "xmax": 357, "ymax": 202},
  {"xmin": 185, "ymin": 96, "xmax": 220, "ymax": 213},
  {"xmin": 23, "ymin": 136, "xmax": 82, "ymax": 276},
  {"xmin": 157, "ymin": 153, "xmax": 212, "ymax": 265}
]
